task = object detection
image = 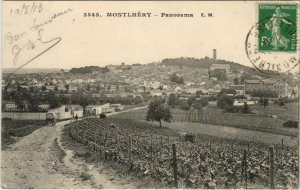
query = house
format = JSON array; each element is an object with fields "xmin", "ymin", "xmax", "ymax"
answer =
[
  {"xmin": 175, "ymin": 86, "xmax": 182, "ymax": 93},
  {"xmin": 65, "ymin": 105, "xmax": 84, "ymax": 117},
  {"xmin": 65, "ymin": 79, "xmax": 71, "ymax": 84},
  {"xmin": 113, "ymin": 69, "xmax": 123, "ymax": 73},
  {"xmin": 46, "ymin": 85, "xmax": 55, "ymax": 91},
  {"xmin": 230, "ymin": 85, "xmax": 245, "ymax": 95},
  {"xmin": 71, "ymin": 79, "xmax": 83, "ymax": 84},
  {"xmin": 3, "ymin": 102, "xmax": 18, "ymax": 111},
  {"xmin": 185, "ymin": 82, "xmax": 195, "ymax": 86},
  {"xmin": 38, "ymin": 104, "xmax": 50, "ymax": 111},
  {"xmin": 30, "ymin": 79, "xmax": 38, "ymax": 85},
  {"xmin": 184, "ymin": 88, "xmax": 198, "ymax": 94},
  {"xmin": 162, "ymin": 85, "xmax": 170, "ymax": 90},
  {"xmin": 87, "ymin": 79, "xmax": 97, "ymax": 83},
  {"xmin": 57, "ymin": 85, "xmax": 66, "ymax": 91},
  {"xmin": 20, "ymin": 84, "xmax": 30, "ymax": 89},
  {"xmin": 245, "ymin": 79, "xmax": 288, "ymax": 97},
  {"xmin": 233, "ymin": 99, "xmax": 255, "ymax": 107},
  {"xmin": 69, "ymin": 86, "xmax": 78, "ymax": 92},
  {"xmin": 150, "ymin": 81, "xmax": 161, "ymax": 89},
  {"xmin": 273, "ymin": 82, "xmax": 288, "ymax": 97},
  {"xmin": 163, "ymin": 90, "xmax": 176, "ymax": 96},
  {"xmin": 110, "ymin": 104, "xmax": 124, "ymax": 111},
  {"xmin": 48, "ymin": 105, "xmax": 83, "ymax": 119},
  {"xmin": 109, "ymin": 85, "xmax": 117, "ymax": 92},
  {"xmin": 210, "ymin": 64, "xmax": 230, "ymax": 72},
  {"xmin": 52, "ymin": 78, "xmax": 58, "ymax": 84},
  {"xmin": 107, "ymin": 65, "xmax": 117, "ymax": 70},
  {"xmin": 150, "ymin": 90, "xmax": 163, "ymax": 97},
  {"xmin": 86, "ymin": 103, "xmax": 113, "ymax": 115}
]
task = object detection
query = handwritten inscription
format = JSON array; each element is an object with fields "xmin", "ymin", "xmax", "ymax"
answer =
[
  {"xmin": 31, "ymin": 8, "xmax": 73, "ymax": 31},
  {"xmin": 4, "ymin": 8, "xmax": 72, "ymax": 73},
  {"xmin": 9, "ymin": 2, "xmax": 43, "ymax": 16},
  {"xmin": 11, "ymin": 29, "xmax": 61, "ymax": 67}
]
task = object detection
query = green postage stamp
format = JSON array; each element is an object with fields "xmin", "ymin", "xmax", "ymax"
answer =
[{"xmin": 258, "ymin": 4, "xmax": 297, "ymax": 52}]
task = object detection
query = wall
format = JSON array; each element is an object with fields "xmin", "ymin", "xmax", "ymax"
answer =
[{"xmin": 2, "ymin": 112, "xmax": 47, "ymax": 120}]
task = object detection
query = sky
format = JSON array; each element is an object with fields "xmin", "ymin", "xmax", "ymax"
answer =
[{"xmin": 2, "ymin": 1, "xmax": 298, "ymax": 71}]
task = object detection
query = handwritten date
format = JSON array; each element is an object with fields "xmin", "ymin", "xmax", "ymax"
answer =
[{"xmin": 10, "ymin": 2, "xmax": 43, "ymax": 16}]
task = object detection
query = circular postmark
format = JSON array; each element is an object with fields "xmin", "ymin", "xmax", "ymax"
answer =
[{"xmin": 245, "ymin": 16, "xmax": 299, "ymax": 75}]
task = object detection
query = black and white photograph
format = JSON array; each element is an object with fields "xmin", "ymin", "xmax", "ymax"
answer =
[{"xmin": 1, "ymin": 1, "xmax": 299, "ymax": 189}]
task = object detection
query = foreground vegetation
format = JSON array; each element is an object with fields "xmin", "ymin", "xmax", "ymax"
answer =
[
  {"xmin": 1, "ymin": 120, "xmax": 46, "ymax": 149},
  {"xmin": 66, "ymin": 118, "xmax": 298, "ymax": 189}
]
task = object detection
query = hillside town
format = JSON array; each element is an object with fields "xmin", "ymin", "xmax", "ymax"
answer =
[{"xmin": 2, "ymin": 50, "xmax": 299, "ymax": 121}]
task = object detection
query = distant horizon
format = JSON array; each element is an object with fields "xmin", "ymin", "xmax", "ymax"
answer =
[{"xmin": 2, "ymin": 56, "xmax": 249, "ymax": 72}]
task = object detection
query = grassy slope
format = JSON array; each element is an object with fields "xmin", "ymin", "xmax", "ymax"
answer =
[{"xmin": 1, "ymin": 120, "xmax": 46, "ymax": 149}]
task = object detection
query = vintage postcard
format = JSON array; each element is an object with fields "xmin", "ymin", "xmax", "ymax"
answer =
[{"xmin": 1, "ymin": 1, "xmax": 299, "ymax": 189}]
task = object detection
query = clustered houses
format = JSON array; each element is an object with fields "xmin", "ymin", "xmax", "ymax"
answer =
[{"xmin": 2, "ymin": 59, "xmax": 298, "ymax": 116}]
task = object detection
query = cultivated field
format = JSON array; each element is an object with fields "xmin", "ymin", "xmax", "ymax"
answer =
[
  {"xmin": 66, "ymin": 118, "xmax": 299, "ymax": 189},
  {"xmin": 111, "ymin": 102, "xmax": 299, "ymax": 136}
]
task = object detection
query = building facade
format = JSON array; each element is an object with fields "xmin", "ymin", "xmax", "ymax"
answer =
[
  {"xmin": 245, "ymin": 79, "xmax": 288, "ymax": 97},
  {"xmin": 210, "ymin": 64, "xmax": 230, "ymax": 72}
]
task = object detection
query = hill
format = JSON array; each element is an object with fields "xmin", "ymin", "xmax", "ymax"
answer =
[
  {"xmin": 158, "ymin": 57, "xmax": 280, "ymax": 79},
  {"xmin": 69, "ymin": 66, "xmax": 109, "ymax": 74},
  {"xmin": 159, "ymin": 57, "xmax": 250, "ymax": 71}
]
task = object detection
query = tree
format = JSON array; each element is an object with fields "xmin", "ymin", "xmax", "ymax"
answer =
[
  {"xmin": 179, "ymin": 100, "xmax": 190, "ymax": 110},
  {"xmin": 199, "ymin": 97, "xmax": 209, "ymax": 107},
  {"xmin": 29, "ymin": 86, "xmax": 35, "ymax": 93},
  {"xmin": 15, "ymin": 97, "xmax": 26, "ymax": 110},
  {"xmin": 86, "ymin": 84, "xmax": 91, "ymax": 91},
  {"xmin": 248, "ymin": 89, "xmax": 278, "ymax": 98},
  {"xmin": 169, "ymin": 73, "xmax": 184, "ymax": 84},
  {"xmin": 240, "ymin": 75, "xmax": 246, "ymax": 85},
  {"xmin": 234, "ymin": 95, "xmax": 247, "ymax": 99},
  {"xmin": 218, "ymin": 88, "xmax": 237, "ymax": 97},
  {"xmin": 47, "ymin": 94, "xmax": 61, "ymax": 109},
  {"xmin": 60, "ymin": 95, "xmax": 71, "ymax": 104},
  {"xmin": 134, "ymin": 96, "xmax": 143, "ymax": 104},
  {"xmin": 217, "ymin": 95, "xmax": 234, "ymax": 110},
  {"xmin": 168, "ymin": 93, "xmax": 178, "ymax": 108},
  {"xmin": 196, "ymin": 90, "xmax": 205, "ymax": 98},
  {"xmin": 259, "ymin": 97, "xmax": 269, "ymax": 108},
  {"xmin": 210, "ymin": 69, "xmax": 227, "ymax": 81},
  {"xmin": 146, "ymin": 99, "xmax": 172, "ymax": 127},
  {"xmin": 242, "ymin": 102, "xmax": 250, "ymax": 113},
  {"xmin": 192, "ymin": 101, "xmax": 203, "ymax": 110},
  {"xmin": 28, "ymin": 96, "xmax": 40, "ymax": 112},
  {"xmin": 187, "ymin": 96, "xmax": 196, "ymax": 106},
  {"xmin": 233, "ymin": 77, "xmax": 239, "ymax": 85},
  {"xmin": 65, "ymin": 84, "xmax": 70, "ymax": 92},
  {"xmin": 79, "ymin": 96, "xmax": 91, "ymax": 113}
]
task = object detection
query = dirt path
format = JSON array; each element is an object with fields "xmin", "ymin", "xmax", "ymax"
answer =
[{"xmin": 1, "ymin": 121, "xmax": 137, "ymax": 189}]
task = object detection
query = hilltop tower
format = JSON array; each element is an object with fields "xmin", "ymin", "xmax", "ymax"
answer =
[{"xmin": 213, "ymin": 49, "xmax": 217, "ymax": 60}]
